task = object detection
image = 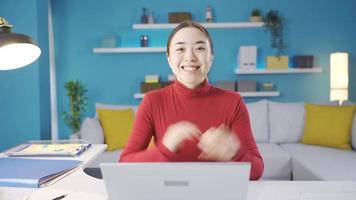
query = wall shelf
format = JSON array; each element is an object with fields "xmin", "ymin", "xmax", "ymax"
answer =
[
  {"xmin": 239, "ymin": 91, "xmax": 280, "ymax": 97},
  {"xmin": 134, "ymin": 91, "xmax": 279, "ymax": 99},
  {"xmin": 93, "ymin": 47, "xmax": 166, "ymax": 53},
  {"xmin": 133, "ymin": 22, "xmax": 264, "ymax": 29},
  {"xmin": 234, "ymin": 67, "xmax": 322, "ymax": 74}
]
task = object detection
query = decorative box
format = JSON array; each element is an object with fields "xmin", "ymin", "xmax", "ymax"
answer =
[
  {"xmin": 266, "ymin": 56, "xmax": 289, "ymax": 69},
  {"xmin": 238, "ymin": 46, "xmax": 257, "ymax": 70},
  {"xmin": 293, "ymin": 55, "xmax": 314, "ymax": 68},
  {"xmin": 141, "ymin": 82, "xmax": 172, "ymax": 93},
  {"xmin": 237, "ymin": 80, "xmax": 257, "ymax": 92},
  {"xmin": 216, "ymin": 81, "xmax": 236, "ymax": 91},
  {"xmin": 145, "ymin": 74, "xmax": 160, "ymax": 83},
  {"xmin": 168, "ymin": 12, "xmax": 192, "ymax": 23},
  {"xmin": 141, "ymin": 83, "xmax": 162, "ymax": 93},
  {"xmin": 101, "ymin": 36, "xmax": 117, "ymax": 48}
]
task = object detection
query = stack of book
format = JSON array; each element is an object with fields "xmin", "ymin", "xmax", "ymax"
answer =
[
  {"xmin": 5, "ymin": 141, "xmax": 91, "ymax": 157},
  {"xmin": 0, "ymin": 157, "xmax": 81, "ymax": 188}
]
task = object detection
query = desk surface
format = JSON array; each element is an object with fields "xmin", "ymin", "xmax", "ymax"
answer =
[
  {"xmin": 0, "ymin": 144, "xmax": 107, "ymax": 200},
  {"xmin": 1, "ymin": 144, "xmax": 356, "ymax": 200}
]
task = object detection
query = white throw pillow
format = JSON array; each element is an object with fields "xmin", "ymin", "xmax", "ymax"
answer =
[
  {"xmin": 269, "ymin": 101, "xmax": 305, "ymax": 143},
  {"xmin": 80, "ymin": 117, "xmax": 104, "ymax": 144},
  {"xmin": 246, "ymin": 99, "xmax": 269, "ymax": 142},
  {"xmin": 343, "ymin": 101, "xmax": 356, "ymax": 149},
  {"xmin": 95, "ymin": 102, "xmax": 138, "ymax": 117}
]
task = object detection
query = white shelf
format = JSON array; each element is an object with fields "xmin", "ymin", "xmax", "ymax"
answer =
[
  {"xmin": 134, "ymin": 91, "xmax": 279, "ymax": 99},
  {"xmin": 93, "ymin": 47, "xmax": 166, "ymax": 53},
  {"xmin": 234, "ymin": 67, "xmax": 322, "ymax": 74},
  {"xmin": 133, "ymin": 22, "xmax": 264, "ymax": 29},
  {"xmin": 239, "ymin": 91, "xmax": 280, "ymax": 97},
  {"xmin": 134, "ymin": 93, "xmax": 145, "ymax": 99}
]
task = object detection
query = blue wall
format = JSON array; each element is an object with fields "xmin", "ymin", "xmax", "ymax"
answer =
[
  {"xmin": 1, "ymin": 0, "xmax": 355, "ymax": 149},
  {"xmin": 0, "ymin": 0, "xmax": 50, "ymax": 151}
]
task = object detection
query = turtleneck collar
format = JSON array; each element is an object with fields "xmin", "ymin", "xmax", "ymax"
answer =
[{"xmin": 172, "ymin": 79, "xmax": 212, "ymax": 97}]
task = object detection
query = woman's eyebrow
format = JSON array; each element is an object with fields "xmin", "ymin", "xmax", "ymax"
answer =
[
  {"xmin": 174, "ymin": 42, "xmax": 186, "ymax": 45},
  {"xmin": 196, "ymin": 41, "xmax": 206, "ymax": 44}
]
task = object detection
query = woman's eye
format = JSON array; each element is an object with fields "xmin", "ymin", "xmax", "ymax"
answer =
[
  {"xmin": 196, "ymin": 47, "xmax": 206, "ymax": 51},
  {"xmin": 176, "ymin": 48, "xmax": 184, "ymax": 52}
]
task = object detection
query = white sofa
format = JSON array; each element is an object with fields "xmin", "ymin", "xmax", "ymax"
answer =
[{"xmin": 81, "ymin": 100, "xmax": 356, "ymax": 181}]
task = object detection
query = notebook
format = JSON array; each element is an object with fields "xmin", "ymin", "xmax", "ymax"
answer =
[
  {"xmin": 0, "ymin": 157, "xmax": 81, "ymax": 188},
  {"xmin": 100, "ymin": 162, "xmax": 250, "ymax": 200},
  {"xmin": 5, "ymin": 143, "xmax": 91, "ymax": 157}
]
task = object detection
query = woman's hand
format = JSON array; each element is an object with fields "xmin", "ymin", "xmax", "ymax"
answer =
[
  {"xmin": 197, "ymin": 124, "xmax": 240, "ymax": 161},
  {"xmin": 162, "ymin": 121, "xmax": 201, "ymax": 152}
]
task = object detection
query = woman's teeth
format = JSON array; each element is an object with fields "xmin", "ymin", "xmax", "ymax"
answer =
[{"xmin": 181, "ymin": 66, "xmax": 200, "ymax": 71}]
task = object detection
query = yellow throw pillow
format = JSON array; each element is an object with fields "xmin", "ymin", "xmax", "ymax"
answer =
[
  {"xmin": 301, "ymin": 104, "xmax": 356, "ymax": 150},
  {"xmin": 97, "ymin": 108, "xmax": 134, "ymax": 151}
]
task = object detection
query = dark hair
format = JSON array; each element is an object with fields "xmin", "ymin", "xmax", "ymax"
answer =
[{"xmin": 166, "ymin": 21, "xmax": 214, "ymax": 55}]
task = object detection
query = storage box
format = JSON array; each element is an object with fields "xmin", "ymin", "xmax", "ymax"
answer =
[
  {"xmin": 145, "ymin": 74, "xmax": 159, "ymax": 83},
  {"xmin": 168, "ymin": 12, "xmax": 192, "ymax": 23},
  {"xmin": 266, "ymin": 56, "xmax": 289, "ymax": 69},
  {"xmin": 141, "ymin": 83, "xmax": 162, "ymax": 93},
  {"xmin": 141, "ymin": 82, "xmax": 171, "ymax": 93},
  {"xmin": 292, "ymin": 55, "xmax": 314, "ymax": 68},
  {"xmin": 216, "ymin": 81, "xmax": 236, "ymax": 91},
  {"xmin": 101, "ymin": 36, "xmax": 117, "ymax": 48},
  {"xmin": 237, "ymin": 80, "xmax": 256, "ymax": 92},
  {"xmin": 238, "ymin": 46, "xmax": 257, "ymax": 70}
]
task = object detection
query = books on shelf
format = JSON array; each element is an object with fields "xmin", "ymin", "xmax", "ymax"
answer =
[
  {"xmin": 0, "ymin": 157, "xmax": 81, "ymax": 188},
  {"xmin": 5, "ymin": 140, "xmax": 91, "ymax": 157}
]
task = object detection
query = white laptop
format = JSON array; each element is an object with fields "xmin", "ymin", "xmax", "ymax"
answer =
[{"xmin": 100, "ymin": 162, "xmax": 251, "ymax": 200}]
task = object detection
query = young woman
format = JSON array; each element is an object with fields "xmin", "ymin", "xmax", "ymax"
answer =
[{"xmin": 120, "ymin": 21, "xmax": 264, "ymax": 180}]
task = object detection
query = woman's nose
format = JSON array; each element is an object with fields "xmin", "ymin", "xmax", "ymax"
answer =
[{"xmin": 184, "ymin": 49, "xmax": 197, "ymax": 62}]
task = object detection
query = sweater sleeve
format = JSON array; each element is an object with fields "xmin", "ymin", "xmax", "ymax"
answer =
[
  {"xmin": 119, "ymin": 94, "xmax": 177, "ymax": 162},
  {"xmin": 230, "ymin": 96, "xmax": 264, "ymax": 180}
]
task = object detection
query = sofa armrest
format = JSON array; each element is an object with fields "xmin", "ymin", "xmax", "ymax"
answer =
[{"xmin": 80, "ymin": 117, "xmax": 104, "ymax": 144}]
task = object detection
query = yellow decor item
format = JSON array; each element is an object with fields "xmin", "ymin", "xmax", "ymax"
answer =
[
  {"xmin": 266, "ymin": 56, "xmax": 289, "ymax": 69},
  {"xmin": 301, "ymin": 104, "xmax": 356, "ymax": 150},
  {"xmin": 97, "ymin": 108, "xmax": 134, "ymax": 151}
]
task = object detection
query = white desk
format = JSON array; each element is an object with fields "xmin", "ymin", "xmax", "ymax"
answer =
[
  {"xmin": 4, "ymin": 170, "xmax": 356, "ymax": 200},
  {"xmin": 0, "ymin": 144, "xmax": 107, "ymax": 200},
  {"xmin": 1, "ymin": 143, "xmax": 356, "ymax": 200}
]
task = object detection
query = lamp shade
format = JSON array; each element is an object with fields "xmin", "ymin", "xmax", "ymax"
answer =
[
  {"xmin": 0, "ymin": 17, "xmax": 41, "ymax": 70},
  {"xmin": 330, "ymin": 52, "xmax": 349, "ymax": 102}
]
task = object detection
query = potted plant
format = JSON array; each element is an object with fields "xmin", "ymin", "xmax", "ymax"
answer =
[
  {"xmin": 62, "ymin": 79, "xmax": 88, "ymax": 139},
  {"xmin": 263, "ymin": 10, "xmax": 285, "ymax": 57},
  {"xmin": 250, "ymin": 8, "xmax": 262, "ymax": 22}
]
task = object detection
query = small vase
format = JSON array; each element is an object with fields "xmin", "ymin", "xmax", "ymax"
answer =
[{"xmin": 249, "ymin": 16, "xmax": 262, "ymax": 22}]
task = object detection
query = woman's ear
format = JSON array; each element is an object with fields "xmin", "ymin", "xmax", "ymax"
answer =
[{"xmin": 166, "ymin": 52, "xmax": 171, "ymax": 66}]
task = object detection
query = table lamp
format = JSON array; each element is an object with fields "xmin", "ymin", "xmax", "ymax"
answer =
[
  {"xmin": 0, "ymin": 17, "xmax": 41, "ymax": 70},
  {"xmin": 330, "ymin": 52, "xmax": 349, "ymax": 105}
]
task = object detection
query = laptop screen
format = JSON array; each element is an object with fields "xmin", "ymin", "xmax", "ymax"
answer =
[{"xmin": 101, "ymin": 162, "xmax": 251, "ymax": 200}]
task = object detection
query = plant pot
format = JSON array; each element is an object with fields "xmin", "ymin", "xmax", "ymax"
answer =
[
  {"xmin": 266, "ymin": 56, "xmax": 289, "ymax": 69},
  {"xmin": 249, "ymin": 16, "xmax": 262, "ymax": 22},
  {"xmin": 69, "ymin": 132, "xmax": 81, "ymax": 140}
]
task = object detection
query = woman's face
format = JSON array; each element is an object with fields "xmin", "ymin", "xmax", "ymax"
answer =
[{"xmin": 167, "ymin": 27, "xmax": 213, "ymax": 89}]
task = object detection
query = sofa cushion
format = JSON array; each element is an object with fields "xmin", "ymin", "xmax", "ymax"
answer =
[
  {"xmin": 256, "ymin": 143, "xmax": 292, "ymax": 180},
  {"xmin": 301, "ymin": 104, "xmax": 355, "ymax": 150},
  {"xmin": 269, "ymin": 101, "xmax": 305, "ymax": 143},
  {"xmin": 97, "ymin": 108, "xmax": 135, "ymax": 151},
  {"xmin": 80, "ymin": 117, "xmax": 104, "ymax": 144},
  {"xmin": 95, "ymin": 102, "xmax": 138, "ymax": 117},
  {"xmin": 281, "ymin": 143, "xmax": 356, "ymax": 181},
  {"xmin": 246, "ymin": 100, "xmax": 269, "ymax": 142}
]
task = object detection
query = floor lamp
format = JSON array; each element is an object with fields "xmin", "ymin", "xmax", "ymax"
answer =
[
  {"xmin": 0, "ymin": 17, "xmax": 41, "ymax": 70},
  {"xmin": 330, "ymin": 52, "xmax": 349, "ymax": 105}
]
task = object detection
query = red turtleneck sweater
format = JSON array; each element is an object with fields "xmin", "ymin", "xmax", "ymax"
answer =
[{"xmin": 119, "ymin": 80, "xmax": 264, "ymax": 180}]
